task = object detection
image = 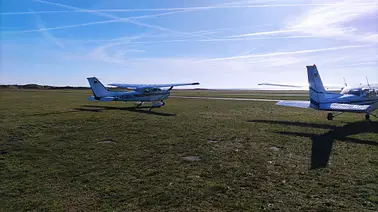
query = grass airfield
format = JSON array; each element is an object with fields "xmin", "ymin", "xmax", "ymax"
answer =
[{"xmin": 1, "ymin": 89, "xmax": 377, "ymax": 212}]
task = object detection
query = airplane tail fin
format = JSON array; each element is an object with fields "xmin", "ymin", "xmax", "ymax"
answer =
[
  {"xmin": 307, "ymin": 64, "xmax": 327, "ymax": 107},
  {"xmin": 87, "ymin": 77, "xmax": 111, "ymax": 97}
]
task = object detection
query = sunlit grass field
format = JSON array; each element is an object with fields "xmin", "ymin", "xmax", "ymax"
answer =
[
  {"xmin": 172, "ymin": 89, "xmax": 309, "ymax": 100},
  {"xmin": 1, "ymin": 89, "xmax": 377, "ymax": 211}
]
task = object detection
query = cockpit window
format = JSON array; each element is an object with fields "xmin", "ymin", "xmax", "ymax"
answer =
[
  {"xmin": 347, "ymin": 89, "xmax": 361, "ymax": 96},
  {"xmin": 141, "ymin": 87, "xmax": 161, "ymax": 93},
  {"xmin": 362, "ymin": 89, "xmax": 377, "ymax": 97}
]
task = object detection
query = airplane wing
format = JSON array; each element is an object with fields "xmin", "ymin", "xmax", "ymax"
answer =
[
  {"xmin": 258, "ymin": 83, "xmax": 304, "ymax": 88},
  {"xmin": 319, "ymin": 102, "xmax": 378, "ymax": 113},
  {"xmin": 108, "ymin": 82, "xmax": 200, "ymax": 89},
  {"xmin": 277, "ymin": 101, "xmax": 378, "ymax": 113},
  {"xmin": 258, "ymin": 83, "xmax": 342, "ymax": 90}
]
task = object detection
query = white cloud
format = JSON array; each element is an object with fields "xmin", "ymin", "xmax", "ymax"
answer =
[{"xmin": 285, "ymin": 0, "xmax": 378, "ymax": 43}]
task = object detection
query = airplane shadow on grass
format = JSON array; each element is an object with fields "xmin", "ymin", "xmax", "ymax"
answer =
[
  {"xmin": 28, "ymin": 105, "xmax": 176, "ymax": 117},
  {"xmin": 248, "ymin": 120, "xmax": 378, "ymax": 169},
  {"xmin": 76, "ymin": 105, "xmax": 176, "ymax": 117}
]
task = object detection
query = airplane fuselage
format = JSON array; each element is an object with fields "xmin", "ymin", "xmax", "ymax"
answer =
[
  {"xmin": 86, "ymin": 77, "xmax": 199, "ymax": 109},
  {"xmin": 89, "ymin": 90, "xmax": 171, "ymax": 102},
  {"xmin": 114, "ymin": 90, "xmax": 171, "ymax": 102}
]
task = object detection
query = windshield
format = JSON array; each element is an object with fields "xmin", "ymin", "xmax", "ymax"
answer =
[{"xmin": 347, "ymin": 89, "xmax": 361, "ymax": 96}]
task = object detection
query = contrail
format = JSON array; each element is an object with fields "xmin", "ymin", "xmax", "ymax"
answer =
[
  {"xmin": 30, "ymin": 0, "xmax": 215, "ymax": 39},
  {"xmin": 32, "ymin": 0, "xmax": 188, "ymax": 36},
  {"xmin": 202, "ymin": 45, "xmax": 371, "ymax": 61},
  {"xmin": 30, "ymin": 9, "xmax": 64, "ymax": 48},
  {"xmin": 9, "ymin": 11, "xmax": 185, "ymax": 33},
  {"xmin": 229, "ymin": 29, "xmax": 299, "ymax": 38}
]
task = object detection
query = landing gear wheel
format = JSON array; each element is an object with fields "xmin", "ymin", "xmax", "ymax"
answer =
[
  {"xmin": 327, "ymin": 113, "xmax": 334, "ymax": 120},
  {"xmin": 161, "ymin": 101, "xmax": 165, "ymax": 106},
  {"xmin": 365, "ymin": 114, "xmax": 370, "ymax": 121}
]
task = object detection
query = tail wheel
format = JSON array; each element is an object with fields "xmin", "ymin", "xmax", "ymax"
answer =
[
  {"xmin": 365, "ymin": 114, "xmax": 370, "ymax": 121},
  {"xmin": 327, "ymin": 113, "xmax": 334, "ymax": 120}
]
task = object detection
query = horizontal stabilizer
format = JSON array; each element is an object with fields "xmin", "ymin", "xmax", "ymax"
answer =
[
  {"xmin": 276, "ymin": 101, "xmax": 312, "ymax": 109},
  {"xmin": 108, "ymin": 82, "xmax": 200, "ymax": 89}
]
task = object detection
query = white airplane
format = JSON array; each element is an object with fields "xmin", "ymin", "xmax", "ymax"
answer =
[
  {"xmin": 274, "ymin": 64, "xmax": 378, "ymax": 120},
  {"xmin": 87, "ymin": 77, "xmax": 199, "ymax": 110}
]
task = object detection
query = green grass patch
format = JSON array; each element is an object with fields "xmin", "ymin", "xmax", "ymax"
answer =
[{"xmin": 0, "ymin": 89, "xmax": 377, "ymax": 211}]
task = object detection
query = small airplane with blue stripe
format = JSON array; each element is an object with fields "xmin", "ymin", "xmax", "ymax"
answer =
[
  {"xmin": 271, "ymin": 64, "xmax": 378, "ymax": 120},
  {"xmin": 87, "ymin": 77, "xmax": 199, "ymax": 111}
]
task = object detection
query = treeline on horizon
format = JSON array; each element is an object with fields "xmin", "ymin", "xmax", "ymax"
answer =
[
  {"xmin": 0, "ymin": 84, "xmax": 90, "ymax": 90},
  {"xmin": 0, "ymin": 84, "xmax": 208, "ymax": 90}
]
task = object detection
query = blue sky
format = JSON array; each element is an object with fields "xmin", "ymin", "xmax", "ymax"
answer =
[{"xmin": 1, "ymin": 0, "xmax": 377, "ymax": 88}]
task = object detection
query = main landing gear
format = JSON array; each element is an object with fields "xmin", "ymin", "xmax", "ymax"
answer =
[
  {"xmin": 327, "ymin": 112, "xmax": 343, "ymax": 120},
  {"xmin": 364, "ymin": 113, "xmax": 378, "ymax": 121},
  {"xmin": 149, "ymin": 101, "xmax": 165, "ymax": 112},
  {"xmin": 327, "ymin": 112, "xmax": 376, "ymax": 121}
]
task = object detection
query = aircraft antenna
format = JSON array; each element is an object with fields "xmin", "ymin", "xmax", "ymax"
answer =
[{"xmin": 343, "ymin": 77, "xmax": 347, "ymax": 87}]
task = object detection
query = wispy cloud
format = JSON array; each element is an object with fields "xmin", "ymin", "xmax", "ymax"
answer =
[
  {"xmin": 202, "ymin": 45, "xmax": 370, "ymax": 61},
  {"xmin": 85, "ymin": 38, "xmax": 147, "ymax": 65}
]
